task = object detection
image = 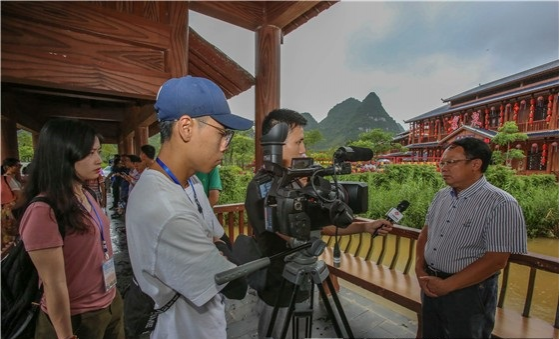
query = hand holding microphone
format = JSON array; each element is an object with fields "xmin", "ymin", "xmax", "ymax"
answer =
[{"xmin": 372, "ymin": 200, "xmax": 410, "ymax": 238}]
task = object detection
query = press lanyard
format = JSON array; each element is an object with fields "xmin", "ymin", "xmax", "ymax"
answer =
[
  {"xmin": 84, "ymin": 193, "xmax": 110, "ymax": 259},
  {"xmin": 156, "ymin": 158, "xmax": 203, "ymax": 214}
]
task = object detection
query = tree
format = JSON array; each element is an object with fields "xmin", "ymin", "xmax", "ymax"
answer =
[
  {"xmin": 224, "ymin": 130, "xmax": 254, "ymax": 168},
  {"xmin": 491, "ymin": 121, "xmax": 528, "ymax": 167},
  {"xmin": 304, "ymin": 129, "xmax": 324, "ymax": 149},
  {"xmin": 17, "ymin": 130, "xmax": 34, "ymax": 162},
  {"xmin": 349, "ymin": 128, "xmax": 407, "ymax": 157}
]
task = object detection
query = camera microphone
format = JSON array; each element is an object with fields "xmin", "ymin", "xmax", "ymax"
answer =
[{"xmin": 334, "ymin": 146, "xmax": 374, "ymax": 162}]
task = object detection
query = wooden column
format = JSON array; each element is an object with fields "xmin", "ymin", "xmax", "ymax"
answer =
[
  {"xmin": 254, "ymin": 25, "xmax": 281, "ymax": 170},
  {"xmin": 122, "ymin": 135, "xmax": 134, "ymax": 155},
  {"xmin": 31, "ymin": 132, "xmax": 39, "ymax": 150},
  {"xmin": 1, "ymin": 117, "xmax": 19, "ymax": 160},
  {"xmin": 135, "ymin": 126, "xmax": 149, "ymax": 153}
]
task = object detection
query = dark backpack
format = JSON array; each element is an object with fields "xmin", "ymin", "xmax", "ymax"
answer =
[{"xmin": 1, "ymin": 196, "xmax": 64, "ymax": 339}]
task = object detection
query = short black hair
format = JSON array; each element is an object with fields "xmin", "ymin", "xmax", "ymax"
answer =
[
  {"xmin": 262, "ymin": 109, "xmax": 307, "ymax": 136},
  {"xmin": 448, "ymin": 137, "xmax": 492, "ymax": 172},
  {"xmin": 2, "ymin": 158, "xmax": 20, "ymax": 174},
  {"xmin": 129, "ymin": 154, "xmax": 141, "ymax": 163},
  {"xmin": 140, "ymin": 144, "xmax": 156, "ymax": 160}
]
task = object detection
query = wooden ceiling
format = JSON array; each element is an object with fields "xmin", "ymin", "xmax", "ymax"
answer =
[{"xmin": 1, "ymin": 1, "xmax": 337, "ymax": 144}]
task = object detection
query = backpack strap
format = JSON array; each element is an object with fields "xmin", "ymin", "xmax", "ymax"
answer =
[{"xmin": 28, "ymin": 196, "xmax": 65, "ymax": 238}]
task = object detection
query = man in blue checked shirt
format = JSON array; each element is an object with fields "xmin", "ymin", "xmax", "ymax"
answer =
[{"xmin": 415, "ymin": 137, "xmax": 527, "ymax": 338}]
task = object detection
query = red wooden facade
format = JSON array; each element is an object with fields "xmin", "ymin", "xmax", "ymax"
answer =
[{"xmin": 395, "ymin": 60, "xmax": 559, "ymax": 176}]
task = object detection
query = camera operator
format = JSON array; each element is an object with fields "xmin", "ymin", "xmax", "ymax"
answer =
[{"xmin": 245, "ymin": 109, "xmax": 393, "ymax": 338}]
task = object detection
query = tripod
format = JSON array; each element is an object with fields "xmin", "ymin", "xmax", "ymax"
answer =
[{"xmin": 265, "ymin": 239, "xmax": 353, "ymax": 339}]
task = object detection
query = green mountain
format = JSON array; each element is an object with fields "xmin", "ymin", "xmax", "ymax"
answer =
[{"xmin": 309, "ymin": 92, "xmax": 404, "ymax": 151}]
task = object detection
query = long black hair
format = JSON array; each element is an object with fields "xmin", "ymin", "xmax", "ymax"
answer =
[{"xmin": 23, "ymin": 118, "xmax": 102, "ymax": 233}]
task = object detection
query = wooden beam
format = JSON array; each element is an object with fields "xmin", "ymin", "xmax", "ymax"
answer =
[
  {"xmin": 189, "ymin": 1, "xmax": 263, "ymax": 31},
  {"xmin": 265, "ymin": 1, "xmax": 323, "ymax": 28}
]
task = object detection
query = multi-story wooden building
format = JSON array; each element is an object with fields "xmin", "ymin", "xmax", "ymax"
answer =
[{"xmin": 392, "ymin": 60, "xmax": 558, "ymax": 176}]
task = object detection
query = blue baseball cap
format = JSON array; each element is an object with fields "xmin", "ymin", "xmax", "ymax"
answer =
[{"xmin": 155, "ymin": 76, "xmax": 253, "ymax": 130}]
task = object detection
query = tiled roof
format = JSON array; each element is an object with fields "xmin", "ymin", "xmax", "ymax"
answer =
[
  {"xmin": 527, "ymin": 130, "xmax": 559, "ymax": 139},
  {"xmin": 405, "ymin": 79, "xmax": 558, "ymax": 123},
  {"xmin": 444, "ymin": 60, "xmax": 559, "ymax": 102}
]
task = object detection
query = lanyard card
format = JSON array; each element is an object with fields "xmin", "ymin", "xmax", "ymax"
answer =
[{"xmin": 102, "ymin": 257, "xmax": 117, "ymax": 291}]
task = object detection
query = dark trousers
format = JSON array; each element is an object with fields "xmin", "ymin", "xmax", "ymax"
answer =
[
  {"xmin": 35, "ymin": 291, "xmax": 125, "ymax": 339},
  {"xmin": 111, "ymin": 182, "xmax": 120, "ymax": 208},
  {"xmin": 421, "ymin": 273, "xmax": 498, "ymax": 339}
]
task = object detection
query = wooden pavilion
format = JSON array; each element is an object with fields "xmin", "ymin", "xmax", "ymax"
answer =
[{"xmin": 1, "ymin": 1, "xmax": 337, "ymax": 168}]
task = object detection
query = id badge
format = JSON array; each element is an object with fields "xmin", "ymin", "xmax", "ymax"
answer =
[{"xmin": 102, "ymin": 257, "xmax": 117, "ymax": 291}]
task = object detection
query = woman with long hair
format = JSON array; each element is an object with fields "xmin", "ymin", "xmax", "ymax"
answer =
[{"xmin": 19, "ymin": 118, "xmax": 124, "ymax": 339}]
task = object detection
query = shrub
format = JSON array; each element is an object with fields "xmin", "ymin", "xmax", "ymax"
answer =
[{"xmin": 220, "ymin": 164, "xmax": 558, "ymax": 238}]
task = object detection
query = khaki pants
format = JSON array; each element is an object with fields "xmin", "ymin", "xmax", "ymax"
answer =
[{"xmin": 35, "ymin": 290, "xmax": 125, "ymax": 339}]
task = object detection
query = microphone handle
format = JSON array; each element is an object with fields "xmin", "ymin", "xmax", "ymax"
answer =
[
  {"xmin": 372, "ymin": 215, "xmax": 397, "ymax": 238},
  {"xmin": 215, "ymin": 257, "xmax": 271, "ymax": 285}
]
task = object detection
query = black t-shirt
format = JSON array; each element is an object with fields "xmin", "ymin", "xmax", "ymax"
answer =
[{"xmin": 245, "ymin": 169, "xmax": 310, "ymax": 306}]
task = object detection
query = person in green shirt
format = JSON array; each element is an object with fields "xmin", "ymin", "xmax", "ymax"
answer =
[{"xmin": 195, "ymin": 166, "xmax": 222, "ymax": 207}]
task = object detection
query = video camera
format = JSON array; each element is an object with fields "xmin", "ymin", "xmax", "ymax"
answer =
[{"xmin": 257, "ymin": 123, "xmax": 372, "ymax": 241}]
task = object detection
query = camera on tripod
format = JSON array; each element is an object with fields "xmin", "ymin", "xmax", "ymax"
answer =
[{"xmin": 258, "ymin": 122, "xmax": 372, "ymax": 241}]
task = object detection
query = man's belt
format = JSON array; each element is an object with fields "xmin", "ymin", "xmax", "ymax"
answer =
[{"xmin": 426, "ymin": 265, "xmax": 454, "ymax": 279}]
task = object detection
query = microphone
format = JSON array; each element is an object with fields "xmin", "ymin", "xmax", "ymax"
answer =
[
  {"xmin": 385, "ymin": 200, "xmax": 410, "ymax": 224},
  {"xmin": 372, "ymin": 200, "xmax": 410, "ymax": 238},
  {"xmin": 334, "ymin": 146, "xmax": 374, "ymax": 162}
]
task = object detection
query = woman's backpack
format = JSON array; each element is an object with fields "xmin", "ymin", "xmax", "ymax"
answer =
[{"xmin": 1, "ymin": 197, "xmax": 64, "ymax": 339}]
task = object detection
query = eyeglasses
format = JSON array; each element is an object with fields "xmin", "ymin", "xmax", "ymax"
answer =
[
  {"xmin": 196, "ymin": 119, "xmax": 235, "ymax": 146},
  {"xmin": 438, "ymin": 159, "xmax": 472, "ymax": 167}
]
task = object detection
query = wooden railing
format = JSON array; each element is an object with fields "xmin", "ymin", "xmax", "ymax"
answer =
[{"xmin": 214, "ymin": 203, "xmax": 559, "ymax": 338}]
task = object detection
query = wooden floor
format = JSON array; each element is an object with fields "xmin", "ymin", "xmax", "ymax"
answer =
[{"xmin": 108, "ymin": 196, "xmax": 417, "ymax": 339}]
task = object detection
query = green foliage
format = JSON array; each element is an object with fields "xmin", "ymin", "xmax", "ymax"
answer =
[
  {"xmin": 491, "ymin": 121, "xmax": 528, "ymax": 165},
  {"xmin": 224, "ymin": 132, "xmax": 254, "ymax": 168},
  {"xmin": 220, "ymin": 163, "xmax": 558, "ymax": 238},
  {"xmin": 218, "ymin": 165, "xmax": 254, "ymax": 204},
  {"xmin": 17, "ymin": 130, "xmax": 34, "ymax": 162},
  {"xmin": 485, "ymin": 165, "xmax": 558, "ymax": 237},
  {"xmin": 304, "ymin": 130, "xmax": 323, "ymax": 148},
  {"xmin": 349, "ymin": 128, "xmax": 407, "ymax": 156}
]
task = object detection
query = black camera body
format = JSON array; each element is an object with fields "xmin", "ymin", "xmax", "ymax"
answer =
[{"xmin": 259, "ymin": 123, "xmax": 370, "ymax": 241}]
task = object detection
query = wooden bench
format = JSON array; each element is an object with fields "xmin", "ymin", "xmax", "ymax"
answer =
[{"xmin": 319, "ymin": 219, "xmax": 559, "ymax": 339}]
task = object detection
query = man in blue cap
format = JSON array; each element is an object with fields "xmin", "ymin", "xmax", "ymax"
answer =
[{"xmin": 126, "ymin": 76, "xmax": 252, "ymax": 339}]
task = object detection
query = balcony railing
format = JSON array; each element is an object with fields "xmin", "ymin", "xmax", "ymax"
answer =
[{"xmin": 408, "ymin": 118, "xmax": 558, "ymax": 145}]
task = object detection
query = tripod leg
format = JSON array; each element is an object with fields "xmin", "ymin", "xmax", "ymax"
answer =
[
  {"xmin": 280, "ymin": 284, "xmax": 300, "ymax": 339},
  {"xmin": 267, "ymin": 278, "xmax": 288, "ymax": 338},
  {"xmin": 317, "ymin": 282, "xmax": 344, "ymax": 338},
  {"xmin": 325, "ymin": 275, "xmax": 354, "ymax": 338}
]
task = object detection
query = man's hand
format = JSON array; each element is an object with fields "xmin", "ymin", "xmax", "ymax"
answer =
[
  {"xmin": 364, "ymin": 219, "xmax": 392, "ymax": 236},
  {"xmin": 418, "ymin": 276, "xmax": 452, "ymax": 297}
]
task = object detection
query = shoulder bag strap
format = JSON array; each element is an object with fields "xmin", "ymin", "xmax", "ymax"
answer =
[{"xmin": 29, "ymin": 196, "xmax": 65, "ymax": 238}]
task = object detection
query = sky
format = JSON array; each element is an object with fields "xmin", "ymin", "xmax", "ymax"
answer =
[{"xmin": 189, "ymin": 1, "xmax": 559, "ymax": 130}]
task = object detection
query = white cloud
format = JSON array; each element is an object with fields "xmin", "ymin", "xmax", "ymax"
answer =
[{"xmin": 190, "ymin": 2, "xmax": 559, "ymax": 130}]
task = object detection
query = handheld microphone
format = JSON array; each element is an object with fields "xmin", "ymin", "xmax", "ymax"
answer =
[
  {"xmin": 385, "ymin": 200, "xmax": 410, "ymax": 224},
  {"xmin": 334, "ymin": 146, "xmax": 374, "ymax": 162},
  {"xmin": 372, "ymin": 200, "xmax": 410, "ymax": 238}
]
